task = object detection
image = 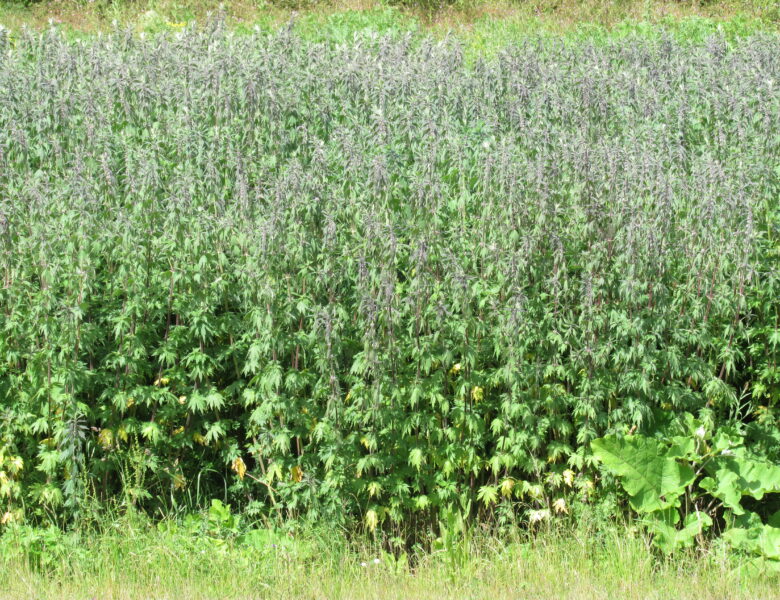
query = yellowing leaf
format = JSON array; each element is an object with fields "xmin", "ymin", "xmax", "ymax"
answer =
[
  {"xmin": 449, "ymin": 363, "xmax": 462, "ymax": 376},
  {"xmin": 232, "ymin": 457, "xmax": 247, "ymax": 480},
  {"xmin": 98, "ymin": 429, "xmax": 113, "ymax": 450},
  {"xmin": 172, "ymin": 473, "xmax": 186, "ymax": 490},
  {"xmin": 193, "ymin": 433, "xmax": 207, "ymax": 445},
  {"xmin": 563, "ymin": 469, "xmax": 575, "ymax": 487},
  {"xmin": 365, "ymin": 509, "xmax": 378, "ymax": 532},
  {"xmin": 8, "ymin": 457, "xmax": 23, "ymax": 474},
  {"xmin": 553, "ymin": 498, "xmax": 568, "ymax": 514},
  {"xmin": 291, "ymin": 465, "xmax": 303, "ymax": 483},
  {"xmin": 471, "ymin": 386, "xmax": 484, "ymax": 403},
  {"xmin": 500, "ymin": 478, "xmax": 515, "ymax": 497},
  {"xmin": 367, "ymin": 481, "xmax": 382, "ymax": 498}
]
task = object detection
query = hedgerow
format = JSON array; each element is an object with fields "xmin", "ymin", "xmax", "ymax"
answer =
[{"xmin": 0, "ymin": 22, "xmax": 778, "ymax": 534}]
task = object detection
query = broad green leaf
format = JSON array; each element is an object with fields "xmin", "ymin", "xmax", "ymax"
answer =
[
  {"xmin": 644, "ymin": 508, "xmax": 711, "ymax": 554},
  {"xmin": 724, "ymin": 524, "xmax": 780, "ymax": 561},
  {"xmin": 704, "ymin": 452, "xmax": 780, "ymax": 511},
  {"xmin": 591, "ymin": 435, "xmax": 694, "ymax": 513}
]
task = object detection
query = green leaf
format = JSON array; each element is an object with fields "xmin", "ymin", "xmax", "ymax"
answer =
[
  {"xmin": 644, "ymin": 508, "xmax": 711, "ymax": 554},
  {"xmin": 700, "ymin": 471, "xmax": 745, "ymax": 514},
  {"xmin": 724, "ymin": 523, "xmax": 780, "ymax": 561},
  {"xmin": 476, "ymin": 485, "xmax": 498, "ymax": 507},
  {"xmin": 591, "ymin": 435, "xmax": 694, "ymax": 513},
  {"xmin": 141, "ymin": 422, "xmax": 161, "ymax": 444},
  {"xmin": 703, "ymin": 452, "xmax": 780, "ymax": 514},
  {"xmin": 408, "ymin": 448, "xmax": 425, "ymax": 470}
]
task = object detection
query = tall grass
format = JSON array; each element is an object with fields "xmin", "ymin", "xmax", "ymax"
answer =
[{"xmin": 1, "ymin": 514, "xmax": 779, "ymax": 600}]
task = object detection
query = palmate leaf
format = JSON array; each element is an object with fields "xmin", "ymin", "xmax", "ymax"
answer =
[{"xmin": 591, "ymin": 435, "xmax": 694, "ymax": 513}]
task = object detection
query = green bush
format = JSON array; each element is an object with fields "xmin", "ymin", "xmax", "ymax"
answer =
[{"xmin": 0, "ymin": 24, "xmax": 778, "ymax": 534}]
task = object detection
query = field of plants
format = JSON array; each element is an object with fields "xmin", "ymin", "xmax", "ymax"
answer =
[{"xmin": 1, "ymin": 10, "xmax": 780, "ymax": 596}]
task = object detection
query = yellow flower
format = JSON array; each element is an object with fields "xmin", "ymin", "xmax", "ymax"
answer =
[{"xmin": 166, "ymin": 21, "xmax": 186, "ymax": 28}]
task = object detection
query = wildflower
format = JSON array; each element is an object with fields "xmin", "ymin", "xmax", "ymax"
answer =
[
  {"xmin": 361, "ymin": 562, "xmax": 368, "ymax": 567},
  {"xmin": 373, "ymin": 558, "xmax": 381, "ymax": 565}
]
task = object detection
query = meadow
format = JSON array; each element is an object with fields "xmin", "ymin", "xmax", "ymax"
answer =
[{"xmin": 1, "ymin": 3, "xmax": 780, "ymax": 597}]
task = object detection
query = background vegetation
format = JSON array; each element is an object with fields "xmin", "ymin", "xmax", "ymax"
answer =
[
  {"xmin": 1, "ymin": 2, "xmax": 779, "ymax": 595},
  {"xmin": 0, "ymin": 0, "xmax": 778, "ymax": 34}
]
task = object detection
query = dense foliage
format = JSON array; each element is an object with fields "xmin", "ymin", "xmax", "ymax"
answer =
[
  {"xmin": 593, "ymin": 413, "xmax": 780, "ymax": 562},
  {"xmin": 0, "ymin": 22, "xmax": 779, "ymax": 534}
]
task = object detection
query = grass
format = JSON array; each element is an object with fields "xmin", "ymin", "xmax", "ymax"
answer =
[
  {"xmin": 0, "ymin": 0, "xmax": 778, "ymax": 35},
  {"xmin": 1, "ymin": 516, "xmax": 779, "ymax": 599}
]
